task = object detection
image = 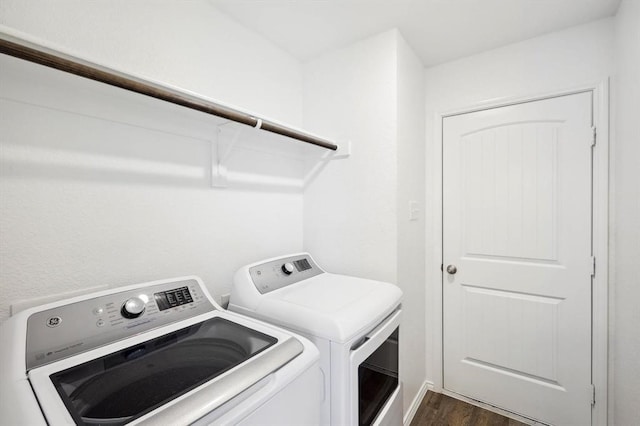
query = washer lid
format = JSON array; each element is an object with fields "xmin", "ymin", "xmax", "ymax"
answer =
[
  {"xmin": 44, "ymin": 317, "xmax": 289, "ymax": 426},
  {"xmin": 253, "ymin": 273, "xmax": 402, "ymax": 343}
]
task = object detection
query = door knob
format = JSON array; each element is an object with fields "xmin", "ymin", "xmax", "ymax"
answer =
[{"xmin": 446, "ymin": 264, "xmax": 457, "ymax": 275}]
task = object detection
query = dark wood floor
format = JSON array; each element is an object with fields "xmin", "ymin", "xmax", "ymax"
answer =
[{"xmin": 410, "ymin": 391, "xmax": 528, "ymax": 426}]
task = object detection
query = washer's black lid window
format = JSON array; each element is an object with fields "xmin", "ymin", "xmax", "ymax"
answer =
[{"xmin": 50, "ymin": 317, "xmax": 276, "ymax": 426}]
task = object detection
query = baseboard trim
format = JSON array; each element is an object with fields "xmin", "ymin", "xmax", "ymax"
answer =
[{"xmin": 403, "ymin": 380, "xmax": 433, "ymax": 426}]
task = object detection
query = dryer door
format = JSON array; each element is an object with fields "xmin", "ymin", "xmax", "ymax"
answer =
[{"xmin": 349, "ymin": 309, "xmax": 402, "ymax": 426}]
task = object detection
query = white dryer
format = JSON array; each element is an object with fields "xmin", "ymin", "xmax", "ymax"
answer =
[
  {"xmin": 229, "ymin": 253, "xmax": 403, "ymax": 426},
  {"xmin": 0, "ymin": 276, "xmax": 321, "ymax": 425}
]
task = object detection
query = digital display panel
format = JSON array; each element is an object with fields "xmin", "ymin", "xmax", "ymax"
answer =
[
  {"xmin": 154, "ymin": 286, "xmax": 193, "ymax": 311},
  {"xmin": 293, "ymin": 258, "xmax": 312, "ymax": 272}
]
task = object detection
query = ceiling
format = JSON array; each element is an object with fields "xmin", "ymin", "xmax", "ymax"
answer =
[{"xmin": 209, "ymin": 0, "xmax": 621, "ymax": 67}]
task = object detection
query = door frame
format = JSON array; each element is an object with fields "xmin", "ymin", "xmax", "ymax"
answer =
[{"xmin": 429, "ymin": 81, "xmax": 609, "ymax": 425}]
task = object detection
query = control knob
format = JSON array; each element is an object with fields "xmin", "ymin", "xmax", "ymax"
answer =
[
  {"xmin": 121, "ymin": 296, "xmax": 146, "ymax": 319},
  {"xmin": 281, "ymin": 262, "xmax": 295, "ymax": 275}
]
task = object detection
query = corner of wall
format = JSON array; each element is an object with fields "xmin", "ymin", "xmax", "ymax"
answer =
[
  {"xmin": 611, "ymin": 1, "xmax": 640, "ymax": 424},
  {"xmin": 395, "ymin": 31, "xmax": 428, "ymax": 415},
  {"xmin": 301, "ymin": 28, "xmax": 427, "ymax": 416}
]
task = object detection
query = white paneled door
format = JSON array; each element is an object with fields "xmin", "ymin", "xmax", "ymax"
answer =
[{"xmin": 443, "ymin": 92, "xmax": 593, "ymax": 426}]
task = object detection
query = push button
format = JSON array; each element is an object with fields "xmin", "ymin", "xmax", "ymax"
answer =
[{"xmin": 46, "ymin": 316, "xmax": 62, "ymax": 328}]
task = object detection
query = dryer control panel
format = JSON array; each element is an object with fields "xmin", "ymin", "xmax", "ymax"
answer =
[
  {"xmin": 25, "ymin": 278, "xmax": 214, "ymax": 370},
  {"xmin": 249, "ymin": 254, "xmax": 323, "ymax": 294}
]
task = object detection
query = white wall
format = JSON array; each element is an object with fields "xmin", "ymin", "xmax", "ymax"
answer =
[
  {"xmin": 302, "ymin": 29, "xmax": 427, "ymax": 417},
  {"xmin": 423, "ymin": 16, "xmax": 615, "ymax": 385},
  {"xmin": 611, "ymin": 1, "xmax": 640, "ymax": 424},
  {"xmin": 0, "ymin": 0, "xmax": 305, "ymax": 321},
  {"xmin": 302, "ymin": 31, "xmax": 399, "ymax": 284}
]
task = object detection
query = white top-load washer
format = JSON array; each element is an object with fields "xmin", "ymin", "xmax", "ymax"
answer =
[
  {"xmin": 0, "ymin": 276, "xmax": 321, "ymax": 425},
  {"xmin": 229, "ymin": 253, "xmax": 403, "ymax": 426}
]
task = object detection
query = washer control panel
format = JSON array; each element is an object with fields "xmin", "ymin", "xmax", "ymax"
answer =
[
  {"xmin": 25, "ymin": 278, "xmax": 214, "ymax": 370},
  {"xmin": 249, "ymin": 255, "xmax": 323, "ymax": 294}
]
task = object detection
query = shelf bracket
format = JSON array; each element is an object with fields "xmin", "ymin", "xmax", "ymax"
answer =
[
  {"xmin": 211, "ymin": 121, "xmax": 350, "ymax": 190},
  {"xmin": 303, "ymin": 140, "xmax": 352, "ymax": 188},
  {"xmin": 211, "ymin": 123, "xmax": 243, "ymax": 188},
  {"xmin": 332, "ymin": 140, "xmax": 351, "ymax": 159}
]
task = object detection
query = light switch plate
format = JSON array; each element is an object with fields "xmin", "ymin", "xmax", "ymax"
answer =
[{"xmin": 409, "ymin": 200, "xmax": 420, "ymax": 221}]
